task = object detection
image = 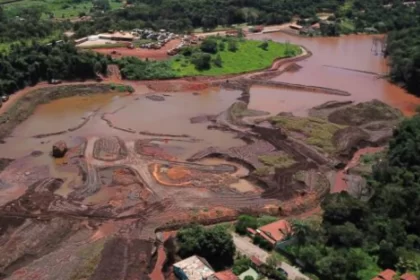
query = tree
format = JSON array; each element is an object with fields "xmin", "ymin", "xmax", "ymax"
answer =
[
  {"xmin": 228, "ymin": 40, "xmax": 238, "ymax": 52},
  {"xmin": 176, "ymin": 224, "xmax": 235, "ymax": 270},
  {"xmin": 244, "ymin": 276, "xmax": 254, "ymax": 280},
  {"xmin": 235, "ymin": 215, "xmax": 257, "ymax": 235},
  {"xmin": 259, "ymin": 41, "xmax": 269, "ymax": 50},
  {"xmin": 191, "ymin": 53, "xmax": 211, "ymax": 70},
  {"xmin": 213, "ymin": 54, "xmax": 222, "ymax": 67},
  {"xmin": 200, "ymin": 38, "xmax": 218, "ymax": 54},
  {"xmin": 219, "ymin": 41, "xmax": 225, "ymax": 51}
]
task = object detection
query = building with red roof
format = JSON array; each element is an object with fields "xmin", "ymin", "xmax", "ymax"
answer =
[
  {"xmin": 372, "ymin": 269, "xmax": 418, "ymax": 280},
  {"xmin": 400, "ymin": 272, "xmax": 418, "ymax": 280},
  {"xmin": 207, "ymin": 270, "xmax": 239, "ymax": 280},
  {"xmin": 372, "ymin": 269, "xmax": 396, "ymax": 280},
  {"xmin": 247, "ymin": 219, "xmax": 292, "ymax": 248}
]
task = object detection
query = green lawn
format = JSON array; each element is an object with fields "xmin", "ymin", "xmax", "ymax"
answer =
[
  {"xmin": 3, "ymin": 0, "xmax": 123, "ymax": 19},
  {"xmin": 171, "ymin": 39, "xmax": 301, "ymax": 76}
]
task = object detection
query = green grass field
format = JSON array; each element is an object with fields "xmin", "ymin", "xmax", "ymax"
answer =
[
  {"xmin": 171, "ymin": 39, "xmax": 301, "ymax": 76},
  {"xmin": 3, "ymin": 0, "xmax": 123, "ymax": 19}
]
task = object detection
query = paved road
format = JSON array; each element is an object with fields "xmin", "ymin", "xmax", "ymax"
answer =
[{"xmin": 232, "ymin": 233, "xmax": 309, "ymax": 280}]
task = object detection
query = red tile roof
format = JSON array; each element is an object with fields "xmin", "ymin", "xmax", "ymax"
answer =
[
  {"xmin": 401, "ymin": 273, "xmax": 418, "ymax": 280},
  {"xmin": 372, "ymin": 269, "xmax": 396, "ymax": 280},
  {"xmin": 212, "ymin": 270, "xmax": 238, "ymax": 280},
  {"xmin": 258, "ymin": 219, "xmax": 291, "ymax": 243}
]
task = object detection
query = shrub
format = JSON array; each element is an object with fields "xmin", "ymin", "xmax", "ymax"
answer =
[
  {"xmin": 235, "ymin": 215, "xmax": 258, "ymax": 235},
  {"xmin": 200, "ymin": 38, "xmax": 218, "ymax": 54},
  {"xmin": 228, "ymin": 40, "xmax": 238, "ymax": 52},
  {"xmin": 232, "ymin": 256, "xmax": 252, "ymax": 275},
  {"xmin": 259, "ymin": 41, "xmax": 269, "ymax": 50},
  {"xmin": 219, "ymin": 41, "xmax": 225, "ymax": 51},
  {"xmin": 191, "ymin": 52, "xmax": 212, "ymax": 70},
  {"xmin": 213, "ymin": 54, "xmax": 223, "ymax": 67}
]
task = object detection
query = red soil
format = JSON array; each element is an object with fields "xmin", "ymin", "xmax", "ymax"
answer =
[
  {"xmin": 149, "ymin": 231, "xmax": 175, "ymax": 280},
  {"xmin": 332, "ymin": 147, "xmax": 385, "ymax": 193},
  {"xmin": 94, "ymin": 39, "xmax": 182, "ymax": 60}
]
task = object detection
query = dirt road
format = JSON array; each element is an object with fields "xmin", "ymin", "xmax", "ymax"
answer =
[{"xmin": 232, "ymin": 233, "xmax": 309, "ymax": 280}]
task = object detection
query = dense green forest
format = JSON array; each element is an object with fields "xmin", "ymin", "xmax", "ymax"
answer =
[
  {"xmin": 287, "ymin": 115, "xmax": 420, "ymax": 279},
  {"xmin": 0, "ymin": 42, "xmax": 108, "ymax": 94}
]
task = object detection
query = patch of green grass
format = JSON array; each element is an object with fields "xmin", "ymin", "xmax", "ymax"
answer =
[
  {"xmin": 4, "ymin": 0, "xmax": 123, "ymax": 20},
  {"xmin": 0, "ymin": 30, "xmax": 62, "ymax": 52},
  {"xmin": 270, "ymin": 115, "xmax": 342, "ymax": 154},
  {"xmin": 171, "ymin": 38, "xmax": 301, "ymax": 76},
  {"xmin": 258, "ymin": 154, "xmax": 296, "ymax": 169}
]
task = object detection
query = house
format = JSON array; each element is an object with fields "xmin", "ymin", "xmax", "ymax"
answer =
[
  {"xmin": 372, "ymin": 269, "xmax": 396, "ymax": 280},
  {"xmin": 173, "ymin": 255, "xmax": 215, "ymax": 280},
  {"xmin": 247, "ymin": 219, "xmax": 292, "ymax": 246},
  {"xmin": 372, "ymin": 270, "xmax": 418, "ymax": 280},
  {"xmin": 207, "ymin": 270, "xmax": 239, "ymax": 280}
]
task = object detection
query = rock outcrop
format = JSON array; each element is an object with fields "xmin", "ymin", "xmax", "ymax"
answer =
[{"xmin": 52, "ymin": 141, "xmax": 68, "ymax": 158}]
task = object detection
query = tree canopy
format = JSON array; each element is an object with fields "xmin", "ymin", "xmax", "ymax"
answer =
[
  {"xmin": 289, "ymin": 115, "xmax": 420, "ymax": 279},
  {"xmin": 176, "ymin": 224, "xmax": 236, "ymax": 271}
]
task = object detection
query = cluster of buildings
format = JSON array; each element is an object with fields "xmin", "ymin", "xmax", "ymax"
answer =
[
  {"xmin": 174, "ymin": 255, "xmax": 238, "ymax": 280},
  {"xmin": 172, "ymin": 219, "xmax": 292, "ymax": 280},
  {"xmin": 372, "ymin": 269, "xmax": 417, "ymax": 280},
  {"xmin": 132, "ymin": 28, "xmax": 177, "ymax": 49}
]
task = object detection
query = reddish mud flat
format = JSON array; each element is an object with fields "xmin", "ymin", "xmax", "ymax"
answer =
[
  {"xmin": 94, "ymin": 39, "xmax": 182, "ymax": 60},
  {"xmin": 250, "ymin": 33, "xmax": 420, "ymax": 115}
]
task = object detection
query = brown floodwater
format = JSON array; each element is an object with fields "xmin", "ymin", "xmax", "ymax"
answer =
[
  {"xmin": 250, "ymin": 33, "xmax": 420, "ymax": 115},
  {"xmin": 1, "ymin": 87, "xmax": 244, "ymax": 160},
  {"xmin": 249, "ymin": 85, "xmax": 351, "ymax": 116}
]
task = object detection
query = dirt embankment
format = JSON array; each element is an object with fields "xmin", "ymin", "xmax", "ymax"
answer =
[{"xmin": 0, "ymin": 83, "xmax": 131, "ymax": 141}]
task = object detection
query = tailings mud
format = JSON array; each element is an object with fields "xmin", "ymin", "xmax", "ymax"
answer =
[{"xmin": 250, "ymin": 33, "xmax": 420, "ymax": 115}]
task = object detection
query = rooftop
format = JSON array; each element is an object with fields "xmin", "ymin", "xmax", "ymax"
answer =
[
  {"xmin": 401, "ymin": 273, "xmax": 418, "ymax": 280},
  {"xmin": 209, "ymin": 270, "xmax": 239, "ymax": 280},
  {"xmin": 258, "ymin": 219, "xmax": 291, "ymax": 244},
  {"xmin": 173, "ymin": 255, "xmax": 214, "ymax": 280},
  {"xmin": 372, "ymin": 269, "xmax": 396, "ymax": 280}
]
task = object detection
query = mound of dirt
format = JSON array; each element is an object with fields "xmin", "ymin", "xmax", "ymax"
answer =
[
  {"xmin": 328, "ymin": 99, "xmax": 403, "ymax": 126},
  {"xmin": 52, "ymin": 141, "xmax": 68, "ymax": 158},
  {"xmin": 333, "ymin": 127, "xmax": 370, "ymax": 157}
]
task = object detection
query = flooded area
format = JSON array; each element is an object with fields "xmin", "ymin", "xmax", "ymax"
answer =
[
  {"xmin": 250, "ymin": 33, "xmax": 420, "ymax": 115},
  {"xmin": 249, "ymin": 85, "xmax": 351, "ymax": 117}
]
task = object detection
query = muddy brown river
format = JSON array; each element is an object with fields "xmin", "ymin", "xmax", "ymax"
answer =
[{"xmin": 250, "ymin": 33, "xmax": 420, "ymax": 116}]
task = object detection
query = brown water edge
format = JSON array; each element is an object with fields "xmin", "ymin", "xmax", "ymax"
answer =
[
  {"xmin": 250, "ymin": 33, "xmax": 420, "ymax": 116},
  {"xmin": 333, "ymin": 147, "xmax": 385, "ymax": 193}
]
